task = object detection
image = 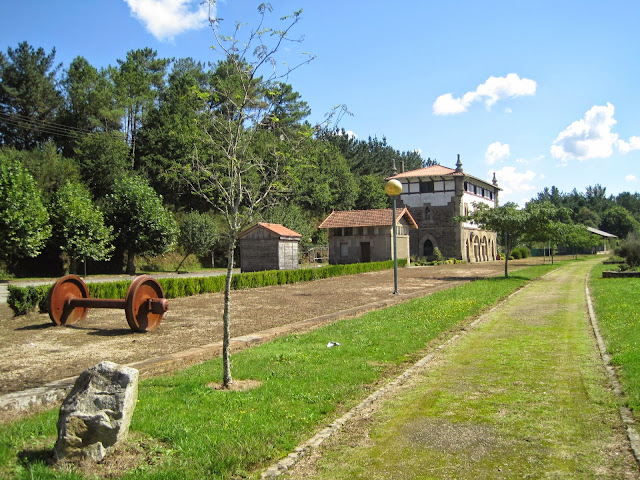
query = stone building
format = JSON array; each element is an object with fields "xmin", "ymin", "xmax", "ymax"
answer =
[
  {"xmin": 387, "ymin": 156, "xmax": 500, "ymax": 262},
  {"xmin": 319, "ymin": 208, "xmax": 418, "ymax": 265},
  {"xmin": 238, "ymin": 222, "xmax": 301, "ymax": 272}
]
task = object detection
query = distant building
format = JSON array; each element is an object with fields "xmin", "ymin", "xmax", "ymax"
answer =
[
  {"xmin": 238, "ymin": 223, "xmax": 301, "ymax": 272},
  {"xmin": 387, "ymin": 155, "xmax": 500, "ymax": 262},
  {"xmin": 319, "ymin": 208, "xmax": 418, "ymax": 265}
]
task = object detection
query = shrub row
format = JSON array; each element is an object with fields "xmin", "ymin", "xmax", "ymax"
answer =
[{"xmin": 6, "ymin": 259, "xmax": 407, "ymax": 317}]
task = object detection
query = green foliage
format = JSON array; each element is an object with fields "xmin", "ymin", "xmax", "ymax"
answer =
[
  {"xmin": 617, "ymin": 232, "xmax": 640, "ymax": 268},
  {"xmin": 600, "ymin": 205, "xmax": 639, "ymax": 239},
  {"xmin": 590, "ymin": 262, "xmax": 640, "ymax": 415},
  {"xmin": 178, "ymin": 211, "xmax": 217, "ymax": 256},
  {"xmin": 6, "ymin": 285, "xmax": 41, "ymax": 316},
  {"xmin": 511, "ymin": 246, "xmax": 530, "ymax": 259},
  {"xmin": 74, "ymin": 131, "xmax": 130, "ymax": 198},
  {"xmin": 0, "ymin": 41, "xmax": 63, "ymax": 149},
  {"xmin": 49, "ymin": 180, "xmax": 114, "ymax": 273},
  {"xmin": 0, "ymin": 152, "xmax": 51, "ymax": 264},
  {"xmin": 104, "ymin": 174, "xmax": 178, "ymax": 273},
  {"xmin": 433, "ymin": 246, "xmax": 444, "ymax": 262}
]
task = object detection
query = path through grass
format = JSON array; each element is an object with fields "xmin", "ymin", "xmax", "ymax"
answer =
[{"xmin": 294, "ymin": 258, "xmax": 638, "ymax": 479}]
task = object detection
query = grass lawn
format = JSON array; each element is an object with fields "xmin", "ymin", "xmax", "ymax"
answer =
[
  {"xmin": 0, "ymin": 263, "xmax": 558, "ymax": 479},
  {"xmin": 589, "ymin": 261, "xmax": 640, "ymax": 416},
  {"xmin": 296, "ymin": 257, "xmax": 636, "ymax": 479}
]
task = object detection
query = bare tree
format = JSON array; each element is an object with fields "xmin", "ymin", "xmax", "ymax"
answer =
[{"xmin": 187, "ymin": 3, "xmax": 314, "ymax": 387}]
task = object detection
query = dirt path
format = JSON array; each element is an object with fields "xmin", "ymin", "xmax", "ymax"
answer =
[
  {"xmin": 285, "ymin": 258, "xmax": 640, "ymax": 479},
  {"xmin": 0, "ymin": 260, "xmax": 543, "ymax": 396}
]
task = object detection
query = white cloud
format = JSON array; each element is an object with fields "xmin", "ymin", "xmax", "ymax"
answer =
[
  {"xmin": 485, "ymin": 142, "xmax": 510, "ymax": 165},
  {"xmin": 124, "ymin": 0, "xmax": 210, "ymax": 41},
  {"xmin": 626, "ymin": 174, "xmax": 637, "ymax": 182},
  {"xmin": 618, "ymin": 136, "xmax": 640, "ymax": 153},
  {"xmin": 490, "ymin": 166, "xmax": 537, "ymax": 197},
  {"xmin": 550, "ymin": 103, "xmax": 619, "ymax": 164},
  {"xmin": 433, "ymin": 73, "xmax": 536, "ymax": 115}
]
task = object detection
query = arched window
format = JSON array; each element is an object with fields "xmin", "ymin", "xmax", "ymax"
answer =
[
  {"xmin": 424, "ymin": 239, "xmax": 434, "ymax": 257},
  {"xmin": 424, "ymin": 207, "xmax": 431, "ymax": 221}
]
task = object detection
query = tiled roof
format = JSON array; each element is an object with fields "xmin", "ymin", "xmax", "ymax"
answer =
[
  {"xmin": 387, "ymin": 163, "xmax": 502, "ymax": 190},
  {"xmin": 239, "ymin": 222, "xmax": 301, "ymax": 239},
  {"xmin": 318, "ymin": 208, "xmax": 418, "ymax": 229},
  {"xmin": 388, "ymin": 165, "xmax": 458, "ymax": 179}
]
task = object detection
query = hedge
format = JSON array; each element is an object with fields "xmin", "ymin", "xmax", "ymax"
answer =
[{"xmin": 6, "ymin": 259, "xmax": 407, "ymax": 317}]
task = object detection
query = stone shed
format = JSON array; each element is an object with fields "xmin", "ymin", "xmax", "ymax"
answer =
[
  {"xmin": 238, "ymin": 222, "xmax": 301, "ymax": 272},
  {"xmin": 319, "ymin": 208, "xmax": 418, "ymax": 265}
]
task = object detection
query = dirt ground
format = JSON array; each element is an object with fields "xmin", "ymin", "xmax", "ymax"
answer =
[{"xmin": 0, "ymin": 259, "xmax": 543, "ymax": 396}]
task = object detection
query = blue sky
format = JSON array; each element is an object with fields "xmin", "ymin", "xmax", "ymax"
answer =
[{"xmin": 2, "ymin": 0, "xmax": 639, "ymax": 205}]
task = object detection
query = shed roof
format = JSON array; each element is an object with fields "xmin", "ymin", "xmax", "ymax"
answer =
[
  {"xmin": 238, "ymin": 222, "xmax": 302, "ymax": 239},
  {"xmin": 586, "ymin": 226, "xmax": 618, "ymax": 238},
  {"xmin": 318, "ymin": 208, "xmax": 418, "ymax": 229}
]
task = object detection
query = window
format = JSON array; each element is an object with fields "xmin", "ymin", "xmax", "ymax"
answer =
[
  {"xmin": 333, "ymin": 228, "xmax": 342, "ymax": 237},
  {"xmin": 420, "ymin": 181, "xmax": 434, "ymax": 193},
  {"xmin": 424, "ymin": 207, "xmax": 431, "ymax": 221},
  {"xmin": 489, "ymin": 191, "xmax": 493, "ymax": 200},
  {"xmin": 344, "ymin": 227, "xmax": 352, "ymax": 236},
  {"xmin": 340, "ymin": 242, "xmax": 348, "ymax": 257},
  {"xmin": 464, "ymin": 203, "xmax": 469, "ymax": 216}
]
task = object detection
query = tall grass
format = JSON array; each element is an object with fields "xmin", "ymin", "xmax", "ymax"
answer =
[
  {"xmin": 0, "ymin": 263, "xmax": 558, "ymax": 479},
  {"xmin": 589, "ymin": 261, "xmax": 640, "ymax": 414}
]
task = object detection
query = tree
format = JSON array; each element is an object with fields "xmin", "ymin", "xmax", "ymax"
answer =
[
  {"xmin": 59, "ymin": 56, "xmax": 121, "ymax": 154},
  {"xmin": 104, "ymin": 175, "xmax": 178, "ymax": 274},
  {"xmin": 0, "ymin": 152, "xmax": 51, "ymax": 268},
  {"xmin": 617, "ymin": 232, "xmax": 640, "ymax": 268},
  {"xmin": 0, "ymin": 42, "xmax": 63, "ymax": 149},
  {"xmin": 176, "ymin": 211, "xmax": 218, "ymax": 271},
  {"xmin": 135, "ymin": 58, "xmax": 211, "ymax": 206},
  {"xmin": 563, "ymin": 224, "xmax": 600, "ymax": 258},
  {"xmin": 114, "ymin": 48, "xmax": 169, "ymax": 161},
  {"xmin": 187, "ymin": 4, "xmax": 314, "ymax": 387},
  {"xmin": 525, "ymin": 201, "xmax": 572, "ymax": 264},
  {"xmin": 463, "ymin": 202, "xmax": 528, "ymax": 277},
  {"xmin": 74, "ymin": 132, "xmax": 131, "ymax": 198},
  {"xmin": 600, "ymin": 206, "xmax": 639, "ymax": 239},
  {"xmin": 49, "ymin": 181, "xmax": 114, "ymax": 274}
]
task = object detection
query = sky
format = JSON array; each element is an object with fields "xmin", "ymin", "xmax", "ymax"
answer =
[{"xmin": 2, "ymin": 0, "xmax": 639, "ymax": 206}]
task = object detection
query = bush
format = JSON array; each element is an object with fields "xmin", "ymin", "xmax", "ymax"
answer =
[
  {"xmin": 617, "ymin": 233, "xmax": 640, "ymax": 268},
  {"xmin": 433, "ymin": 247, "xmax": 444, "ymax": 262},
  {"xmin": 7, "ymin": 285, "xmax": 41, "ymax": 316},
  {"xmin": 6, "ymin": 260, "xmax": 410, "ymax": 316}
]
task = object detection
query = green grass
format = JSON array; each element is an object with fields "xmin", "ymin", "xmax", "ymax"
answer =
[
  {"xmin": 305, "ymin": 258, "xmax": 634, "ymax": 479},
  {"xmin": 589, "ymin": 261, "xmax": 640, "ymax": 415},
  {"xmin": 0, "ymin": 263, "xmax": 559, "ymax": 479}
]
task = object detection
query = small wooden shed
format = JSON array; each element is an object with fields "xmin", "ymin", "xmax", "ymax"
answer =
[
  {"xmin": 238, "ymin": 222, "xmax": 302, "ymax": 272},
  {"xmin": 319, "ymin": 208, "xmax": 418, "ymax": 265}
]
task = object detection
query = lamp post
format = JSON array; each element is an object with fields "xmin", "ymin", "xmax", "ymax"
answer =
[{"xmin": 385, "ymin": 179, "xmax": 402, "ymax": 295}]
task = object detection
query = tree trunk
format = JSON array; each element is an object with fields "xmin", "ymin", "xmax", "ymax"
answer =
[
  {"xmin": 126, "ymin": 252, "xmax": 136, "ymax": 275},
  {"xmin": 222, "ymin": 237, "xmax": 235, "ymax": 388}
]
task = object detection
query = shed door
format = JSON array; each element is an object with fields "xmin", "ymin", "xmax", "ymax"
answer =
[{"xmin": 360, "ymin": 242, "xmax": 371, "ymax": 263}]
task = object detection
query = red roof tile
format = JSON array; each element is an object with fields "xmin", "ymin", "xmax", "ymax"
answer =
[
  {"xmin": 318, "ymin": 208, "xmax": 418, "ymax": 229},
  {"xmin": 239, "ymin": 222, "xmax": 301, "ymax": 239}
]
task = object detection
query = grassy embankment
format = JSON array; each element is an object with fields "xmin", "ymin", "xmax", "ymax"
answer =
[
  {"xmin": 590, "ymin": 261, "xmax": 640, "ymax": 416},
  {"xmin": 0, "ymin": 262, "xmax": 558, "ymax": 479}
]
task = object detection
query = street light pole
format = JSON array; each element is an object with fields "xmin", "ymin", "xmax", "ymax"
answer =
[{"xmin": 385, "ymin": 179, "xmax": 403, "ymax": 295}]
